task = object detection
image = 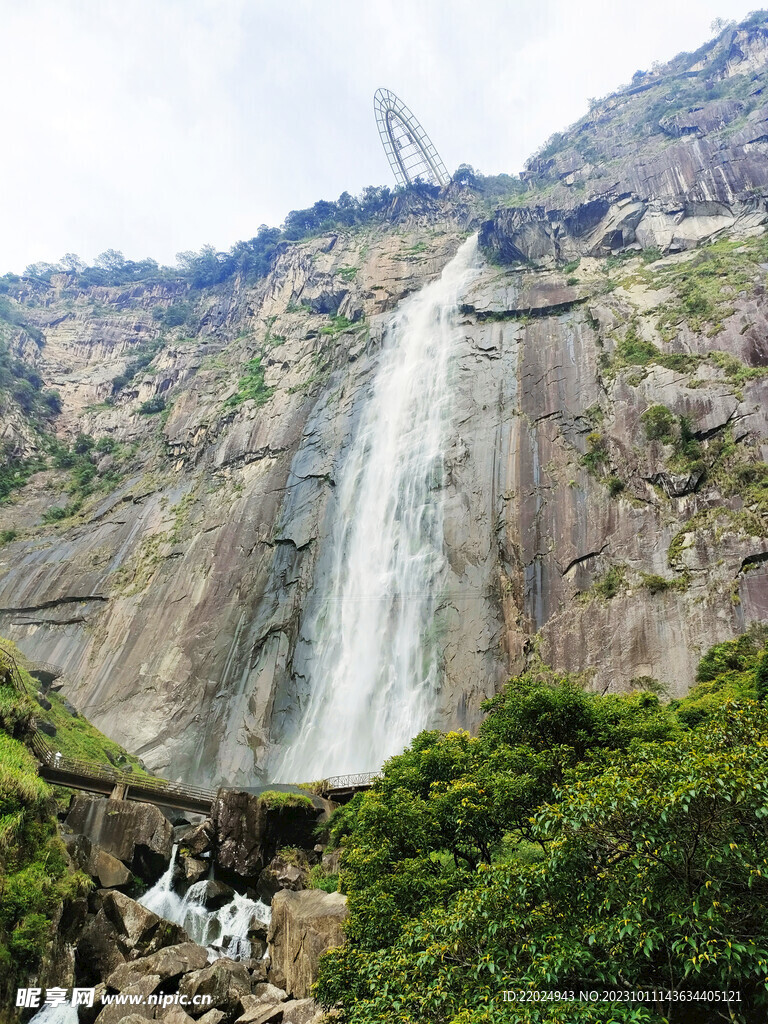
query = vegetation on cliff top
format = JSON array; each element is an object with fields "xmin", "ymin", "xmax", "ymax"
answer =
[{"xmin": 317, "ymin": 629, "xmax": 768, "ymax": 1023}]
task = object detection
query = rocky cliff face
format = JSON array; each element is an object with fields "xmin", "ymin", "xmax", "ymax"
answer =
[{"xmin": 1, "ymin": 18, "xmax": 767, "ymax": 785}]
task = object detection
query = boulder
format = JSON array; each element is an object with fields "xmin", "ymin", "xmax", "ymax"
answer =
[
  {"xmin": 189, "ymin": 879, "xmax": 236, "ymax": 910},
  {"xmin": 63, "ymin": 832, "xmax": 133, "ymax": 888},
  {"xmin": 212, "ymin": 791, "xmax": 267, "ymax": 879},
  {"xmin": 182, "ymin": 819, "xmax": 215, "ymax": 856},
  {"xmin": 196, "ymin": 1012, "xmax": 227, "ymax": 1024},
  {"xmin": 158, "ymin": 1007, "xmax": 197, "ymax": 1024},
  {"xmin": 267, "ymin": 890, "xmax": 348, "ymax": 999},
  {"xmin": 235, "ymin": 1005, "xmax": 284, "ymax": 1024},
  {"xmin": 99, "ymin": 892, "xmax": 188, "ymax": 954},
  {"xmin": 63, "ymin": 832, "xmax": 94, "ymax": 873},
  {"xmin": 90, "ymin": 846, "xmax": 133, "ymax": 889},
  {"xmin": 66, "ymin": 796, "xmax": 173, "ymax": 878},
  {"xmin": 235, "ymin": 1006, "xmax": 284, "ymax": 1024},
  {"xmin": 250, "ymin": 983, "xmax": 288, "ymax": 1003},
  {"xmin": 76, "ymin": 911, "xmax": 129, "ymax": 985},
  {"xmin": 320, "ymin": 848, "xmax": 341, "ymax": 875},
  {"xmin": 276, "ymin": 1000, "xmax": 319, "ymax": 1024},
  {"xmin": 183, "ymin": 856, "xmax": 209, "ymax": 884},
  {"xmin": 256, "ymin": 855, "xmax": 307, "ymax": 904},
  {"xmin": 178, "ymin": 958, "xmax": 251, "ymax": 1016},
  {"xmin": 38, "ymin": 719, "xmax": 57, "ymax": 736},
  {"xmin": 93, "ymin": 975, "xmax": 160, "ymax": 1024},
  {"xmin": 212, "ymin": 791, "xmax": 322, "ymax": 882},
  {"xmin": 106, "ymin": 941, "xmax": 209, "ymax": 990}
]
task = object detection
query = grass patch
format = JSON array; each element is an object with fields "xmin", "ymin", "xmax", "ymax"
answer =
[
  {"xmin": 224, "ymin": 356, "xmax": 274, "ymax": 409},
  {"xmin": 259, "ymin": 790, "xmax": 315, "ymax": 811}
]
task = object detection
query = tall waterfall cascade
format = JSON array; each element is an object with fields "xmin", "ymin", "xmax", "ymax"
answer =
[{"xmin": 275, "ymin": 234, "xmax": 481, "ymax": 781}]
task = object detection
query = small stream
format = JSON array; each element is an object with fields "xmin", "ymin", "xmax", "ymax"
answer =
[{"xmin": 138, "ymin": 845, "xmax": 271, "ymax": 961}]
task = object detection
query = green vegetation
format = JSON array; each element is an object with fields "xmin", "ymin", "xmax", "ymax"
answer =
[
  {"xmin": 590, "ymin": 563, "xmax": 626, "ymax": 600},
  {"xmin": 138, "ymin": 395, "xmax": 166, "ymax": 415},
  {"xmin": 30, "ymin": 434, "xmax": 135, "ymax": 523},
  {"xmin": 110, "ymin": 340, "xmax": 164, "ymax": 397},
  {"xmin": 319, "ymin": 314, "xmax": 358, "ymax": 337},
  {"xmin": 224, "ymin": 356, "xmax": 274, "ymax": 409},
  {"xmin": 335, "ymin": 267, "xmax": 358, "ymax": 282},
  {"xmin": 154, "ymin": 301, "xmax": 193, "ymax": 328},
  {"xmin": 0, "ymin": 452, "xmax": 46, "ymax": 502},
  {"xmin": 640, "ymin": 403, "xmax": 676, "ymax": 443},
  {"xmin": 259, "ymin": 789, "xmax": 315, "ymax": 811},
  {"xmin": 609, "ymin": 323, "xmax": 698, "ymax": 377},
  {"xmin": 0, "ymin": 648, "xmax": 90, "ymax": 1006},
  {"xmin": 581, "ymin": 431, "xmax": 608, "ymax": 474},
  {"xmin": 0, "ymin": 339, "xmax": 61, "ymax": 424},
  {"xmin": 639, "ymin": 572, "xmax": 688, "ymax": 594},
  {"xmin": 708, "ymin": 349, "xmax": 768, "ymax": 391},
  {"xmin": 2, "ymin": 639, "xmax": 149, "ymax": 772},
  {"xmin": 667, "ymin": 506, "xmax": 767, "ymax": 567},
  {"xmin": 649, "ymin": 233, "xmax": 768, "ymax": 341},
  {"xmin": 606, "ymin": 474, "xmax": 624, "ymax": 497},
  {"xmin": 316, "ymin": 634, "xmax": 768, "ymax": 1022}
]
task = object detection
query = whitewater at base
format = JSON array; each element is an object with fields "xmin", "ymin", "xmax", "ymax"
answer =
[{"xmin": 139, "ymin": 845, "xmax": 270, "ymax": 961}]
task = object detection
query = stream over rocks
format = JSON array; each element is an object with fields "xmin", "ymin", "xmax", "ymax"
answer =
[{"xmin": 139, "ymin": 845, "xmax": 271, "ymax": 962}]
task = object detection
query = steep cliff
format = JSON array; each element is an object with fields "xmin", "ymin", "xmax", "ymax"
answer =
[{"xmin": 0, "ymin": 16, "xmax": 767, "ymax": 785}]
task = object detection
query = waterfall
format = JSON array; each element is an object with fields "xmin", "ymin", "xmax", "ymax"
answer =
[
  {"xmin": 28, "ymin": 1007, "xmax": 78, "ymax": 1024},
  {"xmin": 275, "ymin": 234, "xmax": 480, "ymax": 781},
  {"xmin": 138, "ymin": 845, "xmax": 270, "ymax": 961},
  {"xmin": 138, "ymin": 843, "xmax": 183, "ymax": 922}
]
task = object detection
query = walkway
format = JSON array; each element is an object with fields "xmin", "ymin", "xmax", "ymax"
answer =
[{"xmin": 1, "ymin": 644, "xmax": 378, "ymax": 813}]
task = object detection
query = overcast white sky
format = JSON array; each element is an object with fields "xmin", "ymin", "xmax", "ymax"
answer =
[{"xmin": 0, "ymin": 0, "xmax": 760, "ymax": 273}]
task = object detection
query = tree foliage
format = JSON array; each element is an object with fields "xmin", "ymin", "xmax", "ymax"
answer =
[{"xmin": 316, "ymin": 643, "xmax": 768, "ymax": 1023}]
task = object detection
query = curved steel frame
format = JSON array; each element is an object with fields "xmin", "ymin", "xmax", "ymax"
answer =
[{"xmin": 374, "ymin": 88, "xmax": 449, "ymax": 188}]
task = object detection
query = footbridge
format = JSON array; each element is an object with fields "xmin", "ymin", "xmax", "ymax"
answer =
[{"xmin": 2, "ymin": 645, "xmax": 379, "ymax": 815}]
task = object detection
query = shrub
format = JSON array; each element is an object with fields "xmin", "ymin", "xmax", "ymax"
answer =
[
  {"xmin": 641, "ymin": 404, "xmax": 676, "ymax": 443},
  {"xmin": 607, "ymin": 475, "xmax": 624, "ymax": 496},
  {"xmin": 138, "ymin": 396, "xmax": 166, "ymax": 415},
  {"xmin": 582, "ymin": 431, "xmax": 608, "ymax": 474},
  {"xmin": 225, "ymin": 356, "xmax": 274, "ymax": 409},
  {"xmin": 592, "ymin": 564, "xmax": 626, "ymax": 600}
]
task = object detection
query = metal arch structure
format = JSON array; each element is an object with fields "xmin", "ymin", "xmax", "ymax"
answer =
[{"xmin": 374, "ymin": 88, "xmax": 450, "ymax": 189}]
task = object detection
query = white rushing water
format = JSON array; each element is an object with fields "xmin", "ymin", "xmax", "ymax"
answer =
[
  {"xmin": 139, "ymin": 845, "xmax": 270, "ymax": 960},
  {"xmin": 28, "ymin": 1007, "xmax": 79, "ymax": 1024},
  {"xmin": 275, "ymin": 234, "xmax": 480, "ymax": 781}
]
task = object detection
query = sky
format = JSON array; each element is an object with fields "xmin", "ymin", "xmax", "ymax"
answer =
[{"xmin": 0, "ymin": 0, "xmax": 761, "ymax": 273}]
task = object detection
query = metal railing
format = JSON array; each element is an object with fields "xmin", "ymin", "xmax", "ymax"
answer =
[
  {"xmin": 1, "ymin": 644, "xmax": 216, "ymax": 811},
  {"xmin": 323, "ymin": 771, "xmax": 379, "ymax": 791}
]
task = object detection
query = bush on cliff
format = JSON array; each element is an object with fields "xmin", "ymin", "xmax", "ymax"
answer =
[
  {"xmin": 316, "ymin": 639, "xmax": 768, "ymax": 1023},
  {"xmin": 0, "ymin": 652, "xmax": 89, "ymax": 1011}
]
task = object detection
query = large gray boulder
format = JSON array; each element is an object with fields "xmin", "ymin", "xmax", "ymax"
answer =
[
  {"xmin": 257, "ymin": 854, "xmax": 307, "ymax": 904},
  {"xmin": 66, "ymin": 796, "xmax": 173, "ymax": 878},
  {"xmin": 63, "ymin": 832, "xmax": 133, "ymax": 889},
  {"xmin": 76, "ymin": 891, "xmax": 189, "ymax": 985},
  {"xmin": 267, "ymin": 889, "xmax": 348, "ymax": 999},
  {"xmin": 178, "ymin": 958, "xmax": 252, "ymax": 1016},
  {"xmin": 106, "ymin": 941, "xmax": 209, "ymax": 990},
  {"xmin": 212, "ymin": 791, "xmax": 322, "ymax": 882}
]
